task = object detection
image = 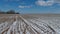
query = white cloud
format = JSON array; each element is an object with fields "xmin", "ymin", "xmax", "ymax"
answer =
[
  {"xmin": 18, "ymin": 5, "xmax": 32, "ymax": 8},
  {"xmin": 35, "ymin": 0, "xmax": 60, "ymax": 6},
  {"xmin": 54, "ymin": 0, "xmax": 60, "ymax": 3},
  {"xmin": 36, "ymin": 0, "xmax": 54, "ymax": 6}
]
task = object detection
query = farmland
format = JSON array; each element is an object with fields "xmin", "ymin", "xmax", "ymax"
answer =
[{"xmin": 0, "ymin": 14, "xmax": 60, "ymax": 34}]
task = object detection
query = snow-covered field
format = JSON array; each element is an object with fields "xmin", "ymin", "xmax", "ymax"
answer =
[{"xmin": 0, "ymin": 14, "xmax": 60, "ymax": 34}]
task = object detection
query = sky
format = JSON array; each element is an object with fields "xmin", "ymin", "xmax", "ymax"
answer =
[{"xmin": 0, "ymin": 0, "xmax": 60, "ymax": 14}]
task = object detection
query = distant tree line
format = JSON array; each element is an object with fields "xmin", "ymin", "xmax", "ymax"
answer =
[{"xmin": 0, "ymin": 10, "xmax": 20, "ymax": 14}]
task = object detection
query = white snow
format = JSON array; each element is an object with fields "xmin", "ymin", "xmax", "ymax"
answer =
[{"xmin": 0, "ymin": 15, "xmax": 60, "ymax": 34}]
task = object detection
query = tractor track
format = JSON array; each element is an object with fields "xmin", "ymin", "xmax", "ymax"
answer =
[{"xmin": 0, "ymin": 15, "xmax": 58, "ymax": 34}]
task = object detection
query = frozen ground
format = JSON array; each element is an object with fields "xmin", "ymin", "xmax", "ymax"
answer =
[{"xmin": 0, "ymin": 14, "xmax": 60, "ymax": 34}]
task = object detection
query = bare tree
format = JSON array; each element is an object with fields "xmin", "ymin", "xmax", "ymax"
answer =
[{"xmin": 0, "ymin": 10, "xmax": 20, "ymax": 14}]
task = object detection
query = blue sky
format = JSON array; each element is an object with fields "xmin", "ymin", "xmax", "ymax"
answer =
[{"xmin": 0, "ymin": 0, "xmax": 60, "ymax": 14}]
